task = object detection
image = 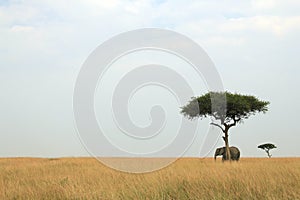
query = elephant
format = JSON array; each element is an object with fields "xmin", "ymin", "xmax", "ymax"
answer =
[{"xmin": 214, "ymin": 146, "xmax": 240, "ymax": 161}]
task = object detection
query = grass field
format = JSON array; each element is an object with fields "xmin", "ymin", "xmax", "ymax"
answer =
[{"xmin": 0, "ymin": 157, "xmax": 299, "ymax": 199}]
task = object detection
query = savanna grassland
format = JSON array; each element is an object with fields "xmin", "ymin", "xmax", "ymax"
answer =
[{"xmin": 0, "ymin": 158, "xmax": 299, "ymax": 200}]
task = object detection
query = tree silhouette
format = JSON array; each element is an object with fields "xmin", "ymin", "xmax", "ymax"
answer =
[
  {"xmin": 181, "ymin": 91, "xmax": 269, "ymax": 161},
  {"xmin": 258, "ymin": 143, "xmax": 277, "ymax": 158}
]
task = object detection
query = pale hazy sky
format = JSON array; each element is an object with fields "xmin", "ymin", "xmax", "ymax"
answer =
[{"xmin": 0, "ymin": 0, "xmax": 299, "ymax": 157}]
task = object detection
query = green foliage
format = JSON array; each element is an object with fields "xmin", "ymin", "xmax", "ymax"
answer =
[
  {"xmin": 258, "ymin": 143, "xmax": 277, "ymax": 150},
  {"xmin": 181, "ymin": 91, "xmax": 270, "ymax": 124}
]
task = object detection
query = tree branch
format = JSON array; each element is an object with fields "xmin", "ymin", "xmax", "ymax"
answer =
[
  {"xmin": 210, "ymin": 122, "xmax": 225, "ymax": 132},
  {"xmin": 226, "ymin": 115, "xmax": 241, "ymax": 129},
  {"xmin": 227, "ymin": 120, "xmax": 236, "ymax": 129},
  {"xmin": 234, "ymin": 117, "xmax": 241, "ymax": 123}
]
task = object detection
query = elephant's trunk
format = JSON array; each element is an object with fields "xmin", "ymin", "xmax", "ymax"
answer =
[{"xmin": 214, "ymin": 153, "xmax": 217, "ymax": 161}]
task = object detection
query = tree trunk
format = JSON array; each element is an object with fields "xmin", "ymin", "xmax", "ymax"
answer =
[
  {"xmin": 223, "ymin": 131, "xmax": 231, "ymax": 161},
  {"xmin": 266, "ymin": 150, "xmax": 271, "ymax": 158}
]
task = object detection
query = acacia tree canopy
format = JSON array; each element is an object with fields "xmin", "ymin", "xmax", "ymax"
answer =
[
  {"xmin": 181, "ymin": 91, "xmax": 269, "ymax": 125},
  {"xmin": 258, "ymin": 143, "xmax": 277, "ymax": 150}
]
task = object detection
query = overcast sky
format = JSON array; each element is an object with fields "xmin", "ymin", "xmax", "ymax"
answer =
[{"xmin": 0, "ymin": 0, "xmax": 299, "ymax": 158}]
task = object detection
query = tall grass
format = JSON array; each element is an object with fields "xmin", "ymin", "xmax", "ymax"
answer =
[{"xmin": 0, "ymin": 158, "xmax": 299, "ymax": 199}]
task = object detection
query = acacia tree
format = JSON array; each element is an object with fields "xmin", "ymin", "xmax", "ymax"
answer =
[
  {"xmin": 181, "ymin": 91, "xmax": 269, "ymax": 161},
  {"xmin": 258, "ymin": 143, "xmax": 277, "ymax": 158}
]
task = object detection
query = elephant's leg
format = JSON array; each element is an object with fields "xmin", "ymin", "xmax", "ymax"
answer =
[
  {"xmin": 232, "ymin": 153, "xmax": 239, "ymax": 161},
  {"xmin": 222, "ymin": 154, "xmax": 226, "ymax": 161},
  {"xmin": 231, "ymin": 154, "xmax": 236, "ymax": 160}
]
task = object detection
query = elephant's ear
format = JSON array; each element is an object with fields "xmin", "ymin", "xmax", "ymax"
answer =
[{"xmin": 221, "ymin": 147, "xmax": 226, "ymax": 154}]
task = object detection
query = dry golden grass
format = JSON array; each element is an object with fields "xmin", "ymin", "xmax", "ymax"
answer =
[{"xmin": 0, "ymin": 157, "xmax": 299, "ymax": 199}]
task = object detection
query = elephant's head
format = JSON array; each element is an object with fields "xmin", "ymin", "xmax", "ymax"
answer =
[{"xmin": 214, "ymin": 147, "xmax": 225, "ymax": 160}]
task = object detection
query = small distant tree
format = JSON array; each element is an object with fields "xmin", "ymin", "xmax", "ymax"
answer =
[
  {"xmin": 258, "ymin": 143, "xmax": 277, "ymax": 158},
  {"xmin": 181, "ymin": 91, "xmax": 269, "ymax": 161}
]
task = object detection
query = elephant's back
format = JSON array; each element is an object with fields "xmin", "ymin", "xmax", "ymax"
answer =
[{"xmin": 230, "ymin": 146, "xmax": 240, "ymax": 152}]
